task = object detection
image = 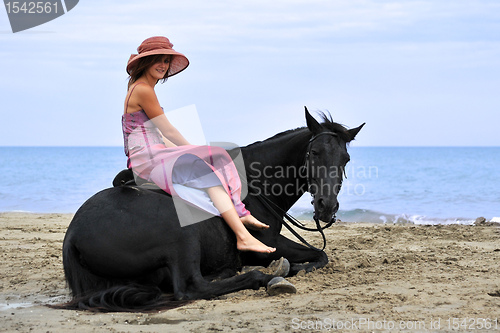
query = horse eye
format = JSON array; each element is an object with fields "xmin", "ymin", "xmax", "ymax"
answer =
[{"xmin": 311, "ymin": 149, "xmax": 319, "ymax": 156}]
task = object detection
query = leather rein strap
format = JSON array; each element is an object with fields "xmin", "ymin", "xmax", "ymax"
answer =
[{"xmin": 254, "ymin": 193, "xmax": 328, "ymax": 252}]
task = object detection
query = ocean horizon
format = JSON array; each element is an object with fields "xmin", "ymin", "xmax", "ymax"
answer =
[{"xmin": 1, "ymin": 146, "xmax": 499, "ymax": 225}]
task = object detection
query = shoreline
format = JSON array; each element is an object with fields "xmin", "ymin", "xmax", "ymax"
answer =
[
  {"xmin": 1, "ymin": 212, "xmax": 500, "ymax": 332},
  {"xmin": 1, "ymin": 211, "xmax": 497, "ymax": 226}
]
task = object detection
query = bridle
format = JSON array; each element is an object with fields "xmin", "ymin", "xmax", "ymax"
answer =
[
  {"xmin": 251, "ymin": 130, "xmax": 341, "ymax": 252},
  {"xmin": 304, "ymin": 131, "xmax": 341, "ymax": 226}
]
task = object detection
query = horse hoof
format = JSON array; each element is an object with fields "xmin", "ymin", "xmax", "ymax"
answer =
[
  {"xmin": 240, "ymin": 257, "xmax": 290, "ymax": 277},
  {"xmin": 267, "ymin": 257, "xmax": 290, "ymax": 277},
  {"xmin": 266, "ymin": 277, "xmax": 297, "ymax": 296}
]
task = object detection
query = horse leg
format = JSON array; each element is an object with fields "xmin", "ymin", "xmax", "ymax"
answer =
[
  {"xmin": 166, "ymin": 237, "xmax": 275, "ymax": 300},
  {"xmin": 273, "ymin": 235, "xmax": 328, "ymax": 276},
  {"xmin": 169, "ymin": 260, "xmax": 274, "ymax": 300},
  {"xmin": 185, "ymin": 270, "xmax": 275, "ymax": 300},
  {"xmin": 169, "ymin": 250, "xmax": 276, "ymax": 300},
  {"xmin": 203, "ymin": 268, "xmax": 238, "ymax": 282}
]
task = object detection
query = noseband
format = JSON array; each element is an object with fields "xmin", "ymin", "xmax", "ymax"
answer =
[{"xmin": 304, "ymin": 131, "xmax": 340, "ymax": 226}]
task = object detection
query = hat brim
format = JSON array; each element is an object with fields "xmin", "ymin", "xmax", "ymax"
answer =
[{"xmin": 126, "ymin": 49, "xmax": 189, "ymax": 77}]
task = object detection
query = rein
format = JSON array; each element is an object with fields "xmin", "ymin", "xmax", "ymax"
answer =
[
  {"xmin": 253, "ymin": 193, "xmax": 328, "ymax": 252},
  {"xmin": 248, "ymin": 130, "xmax": 340, "ymax": 252}
]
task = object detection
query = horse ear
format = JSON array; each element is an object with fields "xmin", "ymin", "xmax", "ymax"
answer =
[
  {"xmin": 305, "ymin": 106, "xmax": 322, "ymax": 134},
  {"xmin": 347, "ymin": 123, "xmax": 365, "ymax": 141}
]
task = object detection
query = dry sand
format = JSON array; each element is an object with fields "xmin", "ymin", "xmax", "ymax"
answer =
[{"xmin": 1, "ymin": 212, "xmax": 500, "ymax": 332}]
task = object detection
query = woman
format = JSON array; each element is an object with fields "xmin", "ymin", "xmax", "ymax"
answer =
[{"xmin": 122, "ymin": 36, "xmax": 276, "ymax": 254}]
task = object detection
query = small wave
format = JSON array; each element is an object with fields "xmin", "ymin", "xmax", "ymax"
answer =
[
  {"xmin": 3, "ymin": 210, "xmax": 35, "ymax": 213},
  {"xmin": 385, "ymin": 214, "xmax": 475, "ymax": 225}
]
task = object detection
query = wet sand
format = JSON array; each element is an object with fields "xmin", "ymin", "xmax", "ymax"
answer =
[{"xmin": 1, "ymin": 212, "xmax": 500, "ymax": 332}]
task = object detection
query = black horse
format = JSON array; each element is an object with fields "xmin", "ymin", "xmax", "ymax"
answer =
[{"xmin": 58, "ymin": 107, "xmax": 364, "ymax": 312}]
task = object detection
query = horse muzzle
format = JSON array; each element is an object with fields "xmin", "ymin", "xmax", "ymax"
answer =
[{"xmin": 312, "ymin": 197, "xmax": 339, "ymax": 223}]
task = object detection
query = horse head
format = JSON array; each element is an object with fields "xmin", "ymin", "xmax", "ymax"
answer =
[{"xmin": 304, "ymin": 107, "xmax": 365, "ymax": 223}]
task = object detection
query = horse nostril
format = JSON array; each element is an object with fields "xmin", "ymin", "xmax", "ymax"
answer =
[{"xmin": 317, "ymin": 198, "xmax": 325, "ymax": 212}]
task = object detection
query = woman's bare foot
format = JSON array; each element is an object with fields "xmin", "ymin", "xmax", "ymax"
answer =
[
  {"xmin": 237, "ymin": 235, "xmax": 276, "ymax": 253},
  {"xmin": 240, "ymin": 215, "xmax": 270, "ymax": 230}
]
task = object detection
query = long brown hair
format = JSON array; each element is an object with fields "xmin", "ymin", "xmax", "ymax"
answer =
[{"xmin": 127, "ymin": 55, "xmax": 172, "ymax": 88}]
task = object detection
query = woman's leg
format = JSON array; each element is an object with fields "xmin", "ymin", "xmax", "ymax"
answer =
[
  {"xmin": 206, "ymin": 186, "xmax": 276, "ymax": 253},
  {"xmin": 240, "ymin": 215, "xmax": 270, "ymax": 230}
]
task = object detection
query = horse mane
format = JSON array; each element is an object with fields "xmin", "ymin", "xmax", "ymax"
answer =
[
  {"xmin": 317, "ymin": 112, "xmax": 352, "ymax": 143},
  {"xmin": 246, "ymin": 111, "xmax": 351, "ymax": 148}
]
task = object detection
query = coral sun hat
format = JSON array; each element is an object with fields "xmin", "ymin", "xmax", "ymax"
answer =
[{"xmin": 126, "ymin": 36, "xmax": 189, "ymax": 77}]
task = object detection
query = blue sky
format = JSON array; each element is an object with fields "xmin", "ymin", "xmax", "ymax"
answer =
[{"xmin": 1, "ymin": 0, "xmax": 499, "ymax": 147}]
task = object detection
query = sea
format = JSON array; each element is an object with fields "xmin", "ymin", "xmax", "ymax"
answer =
[{"xmin": 0, "ymin": 146, "xmax": 498, "ymax": 225}]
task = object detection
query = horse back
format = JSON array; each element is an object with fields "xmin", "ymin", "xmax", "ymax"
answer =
[
  {"xmin": 64, "ymin": 186, "xmax": 240, "ymax": 278},
  {"xmin": 64, "ymin": 186, "xmax": 185, "ymax": 276}
]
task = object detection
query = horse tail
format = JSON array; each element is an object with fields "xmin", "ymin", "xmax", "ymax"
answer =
[
  {"xmin": 51, "ymin": 240, "xmax": 190, "ymax": 312},
  {"xmin": 51, "ymin": 283, "xmax": 188, "ymax": 312}
]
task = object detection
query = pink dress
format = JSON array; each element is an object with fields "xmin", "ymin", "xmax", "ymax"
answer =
[{"xmin": 122, "ymin": 109, "xmax": 250, "ymax": 226}]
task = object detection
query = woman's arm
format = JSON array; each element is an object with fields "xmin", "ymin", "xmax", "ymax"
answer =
[
  {"xmin": 152, "ymin": 114, "xmax": 190, "ymax": 146},
  {"xmin": 134, "ymin": 84, "xmax": 191, "ymax": 146}
]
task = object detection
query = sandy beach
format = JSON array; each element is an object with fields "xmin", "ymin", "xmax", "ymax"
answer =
[{"xmin": 1, "ymin": 212, "xmax": 500, "ymax": 332}]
